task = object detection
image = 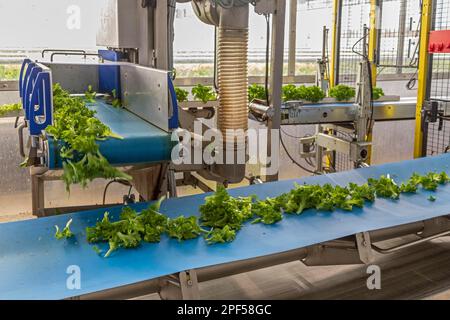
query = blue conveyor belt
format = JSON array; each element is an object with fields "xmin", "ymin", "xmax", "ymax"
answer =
[
  {"xmin": 47, "ymin": 99, "xmax": 174, "ymax": 169},
  {"xmin": 1, "ymin": 154, "xmax": 450, "ymax": 299}
]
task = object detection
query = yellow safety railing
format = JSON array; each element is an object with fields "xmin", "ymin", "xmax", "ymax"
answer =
[{"xmin": 414, "ymin": 0, "xmax": 433, "ymax": 158}]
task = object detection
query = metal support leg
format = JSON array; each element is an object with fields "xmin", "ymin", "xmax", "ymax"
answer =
[
  {"xmin": 158, "ymin": 270, "xmax": 200, "ymax": 300},
  {"xmin": 168, "ymin": 169, "xmax": 177, "ymax": 198},
  {"xmin": 31, "ymin": 171, "xmax": 45, "ymax": 217}
]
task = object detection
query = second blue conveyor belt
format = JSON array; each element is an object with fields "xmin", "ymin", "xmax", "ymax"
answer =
[{"xmin": 46, "ymin": 99, "xmax": 175, "ymax": 169}]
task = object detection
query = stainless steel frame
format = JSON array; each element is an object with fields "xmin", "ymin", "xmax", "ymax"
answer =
[{"xmin": 251, "ymin": 97, "xmax": 417, "ymax": 125}]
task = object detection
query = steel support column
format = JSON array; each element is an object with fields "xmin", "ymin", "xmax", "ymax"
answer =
[
  {"xmin": 266, "ymin": 0, "xmax": 286, "ymax": 182},
  {"xmin": 330, "ymin": 0, "xmax": 342, "ymax": 87},
  {"xmin": 414, "ymin": 0, "xmax": 433, "ymax": 158},
  {"xmin": 287, "ymin": 0, "xmax": 298, "ymax": 77}
]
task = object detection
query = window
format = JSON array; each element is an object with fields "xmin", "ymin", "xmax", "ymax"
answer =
[{"xmin": 0, "ymin": 0, "xmax": 102, "ymax": 80}]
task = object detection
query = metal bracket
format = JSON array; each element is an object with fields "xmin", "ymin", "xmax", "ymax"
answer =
[
  {"xmin": 315, "ymin": 133, "xmax": 370, "ymax": 163},
  {"xmin": 302, "ymin": 234, "xmax": 373, "ymax": 266},
  {"xmin": 17, "ymin": 122, "xmax": 27, "ymax": 158},
  {"xmin": 141, "ymin": 0, "xmax": 156, "ymax": 8},
  {"xmin": 158, "ymin": 270, "xmax": 200, "ymax": 300},
  {"xmin": 254, "ymin": 0, "xmax": 277, "ymax": 15},
  {"xmin": 355, "ymin": 232, "xmax": 374, "ymax": 264},
  {"xmin": 422, "ymin": 100, "xmax": 439, "ymax": 123}
]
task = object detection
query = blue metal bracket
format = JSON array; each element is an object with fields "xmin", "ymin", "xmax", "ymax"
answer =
[
  {"xmin": 24, "ymin": 65, "xmax": 43, "ymax": 120},
  {"xmin": 168, "ymin": 76, "xmax": 179, "ymax": 130},
  {"xmin": 20, "ymin": 60, "xmax": 53, "ymax": 136},
  {"xmin": 98, "ymin": 50, "xmax": 122, "ymax": 100},
  {"xmin": 28, "ymin": 71, "xmax": 53, "ymax": 136},
  {"xmin": 19, "ymin": 58, "xmax": 32, "ymax": 100}
]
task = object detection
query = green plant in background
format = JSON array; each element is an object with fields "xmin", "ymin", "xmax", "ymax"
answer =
[
  {"xmin": 192, "ymin": 84, "xmax": 217, "ymax": 103},
  {"xmin": 282, "ymin": 84, "xmax": 302, "ymax": 101},
  {"xmin": 0, "ymin": 64, "xmax": 20, "ymax": 80},
  {"xmin": 248, "ymin": 84, "xmax": 267, "ymax": 102},
  {"xmin": 45, "ymin": 83, "xmax": 130, "ymax": 191},
  {"xmin": 302, "ymin": 85, "xmax": 325, "ymax": 103},
  {"xmin": 282, "ymin": 85, "xmax": 325, "ymax": 103},
  {"xmin": 329, "ymin": 84, "xmax": 356, "ymax": 101},
  {"xmin": 0, "ymin": 102, "xmax": 21, "ymax": 116},
  {"xmin": 175, "ymin": 87, "xmax": 189, "ymax": 102},
  {"xmin": 372, "ymin": 87, "xmax": 385, "ymax": 100}
]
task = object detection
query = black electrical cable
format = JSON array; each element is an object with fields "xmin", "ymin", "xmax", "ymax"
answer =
[
  {"xmin": 351, "ymin": 33, "xmax": 369, "ymax": 59},
  {"xmin": 406, "ymin": 70, "xmax": 417, "ymax": 90},
  {"xmin": 102, "ymin": 179, "xmax": 133, "ymax": 205},
  {"xmin": 366, "ymin": 59, "xmax": 375, "ymax": 136},
  {"xmin": 279, "ymin": 130, "xmax": 316, "ymax": 174},
  {"xmin": 280, "ymin": 127, "xmax": 307, "ymax": 139}
]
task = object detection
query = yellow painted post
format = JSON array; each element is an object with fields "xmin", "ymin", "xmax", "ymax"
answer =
[
  {"xmin": 368, "ymin": 0, "xmax": 379, "ymax": 86},
  {"xmin": 330, "ymin": 0, "xmax": 340, "ymax": 87},
  {"xmin": 414, "ymin": 0, "xmax": 433, "ymax": 158},
  {"xmin": 365, "ymin": 0, "xmax": 379, "ymax": 164},
  {"xmin": 326, "ymin": 0, "xmax": 341, "ymax": 171}
]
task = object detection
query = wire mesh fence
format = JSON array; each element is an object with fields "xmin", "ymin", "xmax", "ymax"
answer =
[
  {"xmin": 377, "ymin": 0, "xmax": 421, "ymax": 76},
  {"xmin": 425, "ymin": 0, "xmax": 450, "ymax": 156},
  {"xmin": 336, "ymin": 0, "xmax": 371, "ymax": 85},
  {"xmin": 332, "ymin": 0, "xmax": 420, "ymax": 172}
]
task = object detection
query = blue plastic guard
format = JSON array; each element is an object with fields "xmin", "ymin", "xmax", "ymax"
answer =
[
  {"xmin": 47, "ymin": 99, "xmax": 174, "ymax": 168},
  {"xmin": 1, "ymin": 154, "xmax": 450, "ymax": 299}
]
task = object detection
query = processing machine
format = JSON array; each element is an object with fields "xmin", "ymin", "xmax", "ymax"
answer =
[
  {"xmin": 2, "ymin": 0, "xmax": 450, "ymax": 300},
  {"xmin": 18, "ymin": 54, "xmax": 180, "ymax": 216}
]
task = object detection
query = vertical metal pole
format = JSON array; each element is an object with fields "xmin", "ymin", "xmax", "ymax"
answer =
[
  {"xmin": 330, "ymin": 0, "xmax": 342, "ymax": 87},
  {"xmin": 396, "ymin": 0, "xmax": 407, "ymax": 74},
  {"xmin": 267, "ymin": 0, "xmax": 286, "ymax": 182},
  {"xmin": 315, "ymin": 125, "xmax": 324, "ymax": 173},
  {"xmin": 364, "ymin": 0, "xmax": 380, "ymax": 165},
  {"xmin": 288, "ymin": 0, "xmax": 298, "ymax": 77},
  {"xmin": 414, "ymin": 0, "xmax": 433, "ymax": 158},
  {"xmin": 154, "ymin": 1, "xmax": 169, "ymax": 70}
]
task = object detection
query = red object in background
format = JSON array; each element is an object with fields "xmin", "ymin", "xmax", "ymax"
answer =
[{"xmin": 429, "ymin": 30, "xmax": 450, "ymax": 53}]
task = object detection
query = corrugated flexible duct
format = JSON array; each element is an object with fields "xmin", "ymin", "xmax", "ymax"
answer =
[
  {"xmin": 217, "ymin": 18, "xmax": 249, "ymax": 135},
  {"xmin": 190, "ymin": 1, "xmax": 249, "ymax": 183}
]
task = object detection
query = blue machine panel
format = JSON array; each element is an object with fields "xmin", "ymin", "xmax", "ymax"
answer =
[
  {"xmin": 1, "ymin": 154, "xmax": 450, "ymax": 299},
  {"xmin": 18, "ymin": 60, "xmax": 53, "ymax": 135},
  {"xmin": 98, "ymin": 50, "xmax": 122, "ymax": 100}
]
